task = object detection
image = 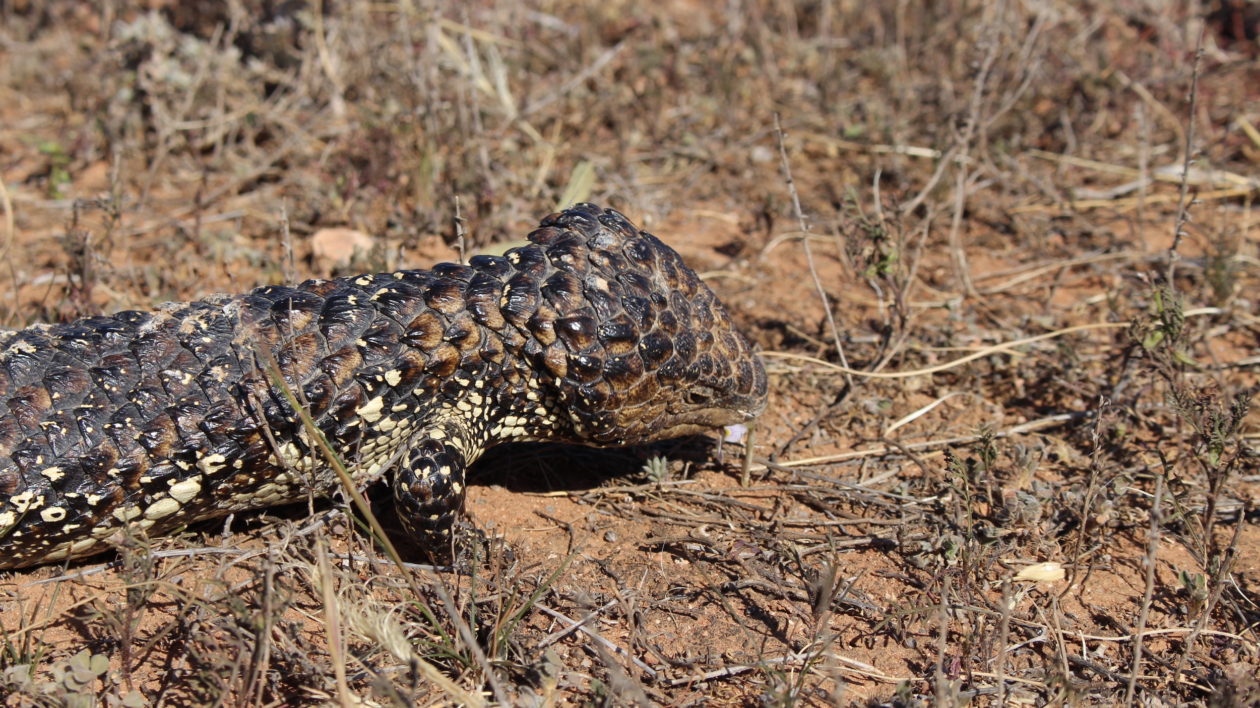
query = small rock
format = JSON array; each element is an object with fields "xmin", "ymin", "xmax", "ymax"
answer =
[{"xmin": 310, "ymin": 227, "xmax": 375, "ymax": 269}]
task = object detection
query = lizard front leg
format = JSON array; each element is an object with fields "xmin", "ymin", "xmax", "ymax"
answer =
[{"xmin": 391, "ymin": 422, "xmax": 481, "ymax": 561}]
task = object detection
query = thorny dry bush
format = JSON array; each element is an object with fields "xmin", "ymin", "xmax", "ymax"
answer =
[{"xmin": 0, "ymin": 0, "xmax": 1258, "ymax": 705}]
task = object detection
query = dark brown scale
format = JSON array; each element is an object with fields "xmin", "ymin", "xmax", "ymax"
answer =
[
  {"xmin": 542, "ymin": 271, "xmax": 583, "ymax": 311},
  {"xmin": 468, "ymin": 254, "xmax": 512, "ymax": 279},
  {"xmin": 508, "ymin": 243, "xmax": 551, "ymax": 277},
  {"xmin": 277, "ymin": 332, "xmax": 324, "ymax": 380},
  {"xmin": 526, "ymin": 309, "xmax": 558, "ymax": 346},
  {"xmin": 0, "ymin": 468, "xmax": 21, "ymax": 496},
  {"xmin": 321, "ymin": 293, "xmax": 377, "ymax": 343},
  {"xmin": 370, "ymin": 282, "xmax": 427, "ymax": 325},
  {"xmin": 444, "ymin": 312, "xmax": 480, "ymax": 352},
  {"xmin": 424, "ymin": 280, "xmax": 466, "ymax": 316},
  {"xmin": 457, "ymin": 353, "xmax": 488, "ymax": 380},
  {"xmin": 639, "ymin": 332, "xmax": 673, "ymax": 366},
  {"xmin": 465, "ymin": 274, "xmax": 504, "ymax": 330},
  {"xmin": 425, "ymin": 344, "xmax": 461, "ymax": 378},
  {"xmin": 43, "ymin": 415, "xmax": 80, "ymax": 458},
  {"xmin": 270, "ymin": 291, "xmax": 323, "ymax": 332},
  {"xmin": 403, "ymin": 311, "xmax": 445, "ymax": 351},
  {"xmin": 542, "ymin": 343, "xmax": 568, "ymax": 379},
  {"xmin": 556, "ymin": 315, "xmax": 598, "ymax": 352},
  {"xmin": 9, "ymin": 386, "xmax": 52, "ymax": 431},
  {"xmin": 3, "ymin": 336, "xmax": 54, "ymax": 389},
  {"xmin": 603, "ymin": 354, "xmax": 644, "ymax": 390},
  {"xmin": 597, "ymin": 316, "xmax": 638, "ymax": 356},
  {"xmin": 395, "ymin": 350, "xmax": 428, "ymax": 386},
  {"xmin": 0, "ymin": 203, "xmax": 767, "ymax": 569},
  {"xmin": 501, "ymin": 273, "xmax": 542, "ymax": 327},
  {"xmin": 477, "ymin": 336, "xmax": 506, "ymax": 367},
  {"xmin": 0, "ymin": 418, "xmax": 21, "ymax": 454}
]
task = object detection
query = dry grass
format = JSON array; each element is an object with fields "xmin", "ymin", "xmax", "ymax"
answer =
[{"xmin": 1, "ymin": 0, "xmax": 1258, "ymax": 705}]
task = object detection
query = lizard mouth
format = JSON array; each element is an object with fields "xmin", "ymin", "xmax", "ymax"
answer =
[{"xmin": 658, "ymin": 394, "xmax": 767, "ymax": 439}]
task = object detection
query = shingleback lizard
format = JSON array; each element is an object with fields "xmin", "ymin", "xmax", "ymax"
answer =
[{"xmin": 0, "ymin": 203, "xmax": 767, "ymax": 569}]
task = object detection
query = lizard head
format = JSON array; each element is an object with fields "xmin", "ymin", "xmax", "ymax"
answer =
[{"xmin": 507, "ymin": 204, "xmax": 768, "ymax": 447}]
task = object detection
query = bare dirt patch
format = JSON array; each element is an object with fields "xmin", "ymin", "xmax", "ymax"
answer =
[{"xmin": 1, "ymin": 1, "xmax": 1258, "ymax": 706}]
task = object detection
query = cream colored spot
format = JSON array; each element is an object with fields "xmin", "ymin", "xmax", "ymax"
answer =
[
  {"xmin": 384, "ymin": 370, "xmax": 403, "ymax": 387},
  {"xmin": 113, "ymin": 506, "xmax": 143, "ymax": 522},
  {"xmin": 144, "ymin": 498, "xmax": 182, "ymax": 520},
  {"xmin": 39, "ymin": 546, "xmax": 69, "ymax": 562},
  {"xmin": 198, "ymin": 453, "xmax": 228, "ymax": 474},
  {"xmin": 0, "ymin": 511, "xmax": 16, "ymax": 530},
  {"xmin": 68, "ymin": 538, "xmax": 98, "ymax": 555},
  {"xmin": 39, "ymin": 507, "xmax": 66, "ymax": 523},
  {"xmin": 10, "ymin": 491, "xmax": 41, "ymax": 512},
  {"xmin": 169, "ymin": 478, "xmax": 202, "ymax": 504},
  {"xmin": 40, "ymin": 466, "xmax": 64, "ymax": 481},
  {"xmin": 276, "ymin": 442, "xmax": 302, "ymax": 464},
  {"xmin": 358, "ymin": 397, "xmax": 384, "ymax": 423}
]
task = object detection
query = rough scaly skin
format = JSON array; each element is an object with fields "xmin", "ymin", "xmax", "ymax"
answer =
[{"xmin": 0, "ymin": 204, "xmax": 767, "ymax": 569}]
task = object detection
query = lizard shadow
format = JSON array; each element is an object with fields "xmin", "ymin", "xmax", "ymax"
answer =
[
  {"xmin": 369, "ymin": 434, "xmax": 735, "ymax": 561},
  {"xmin": 469, "ymin": 434, "xmax": 735, "ymax": 493}
]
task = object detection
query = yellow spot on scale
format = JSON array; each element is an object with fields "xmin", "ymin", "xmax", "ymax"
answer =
[
  {"xmin": 384, "ymin": 370, "xmax": 403, "ymax": 386},
  {"xmin": 39, "ymin": 507, "xmax": 66, "ymax": 523},
  {"xmin": 198, "ymin": 453, "xmax": 228, "ymax": 474},
  {"xmin": 68, "ymin": 538, "xmax": 98, "ymax": 555},
  {"xmin": 0, "ymin": 511, "xmax": 16, "ymax": 530},
  {"xmin": 10, "ymin": 491, "xmax": 41, "ymax": 512},
  {"xmin": 40, "ymin": 466, "xmax": 64, "ymax": 481},
  {"xmin": 169, "ymin": 478, "xmax": 202, "ymax": 504},
  {"xmin": 113, "ymin": 506, "xmax": 143, "ymax": 522},
  {"xmin": 358, "ymin": 397, "xmax": 385, "ymax": 423},
  {"xmin": 144, "ymin": 498, "xmax": 182, "ymax": 520}
]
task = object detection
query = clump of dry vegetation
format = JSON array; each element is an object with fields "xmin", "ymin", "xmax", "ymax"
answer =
[{"xmin": 0, "ymin": 0, "xmax": 1257, "ymax": 705}]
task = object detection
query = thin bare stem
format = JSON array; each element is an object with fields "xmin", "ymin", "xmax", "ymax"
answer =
[
  {"xmin": 773, "ymin": 113, "xmax": 854, "ymax": 391},
  {"xmin": 1166, "ymin": 29, "xmax": 1204, "ymax": 287}
]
